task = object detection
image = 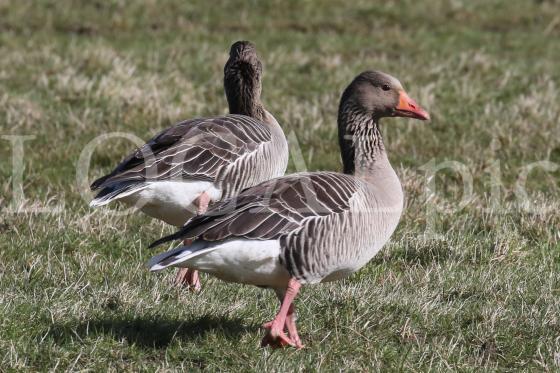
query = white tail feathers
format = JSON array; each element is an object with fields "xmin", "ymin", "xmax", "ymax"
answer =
[
  {"xmin": 89, "ymin": 183, "xmax": 148, "ymax": 208},
  {"xmin": 147, "ymin": 240, "xmax": 216, "ymax": 271}
]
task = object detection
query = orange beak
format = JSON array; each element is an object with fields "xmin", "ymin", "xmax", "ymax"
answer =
[{"xmin": 395, "ymin": 90, "xmax": 430, "ymax": 121}]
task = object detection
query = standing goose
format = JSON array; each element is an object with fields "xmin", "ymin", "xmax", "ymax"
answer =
[
  {"xmin": 90, "ymin": 41, "xmax": 288, "ymax": 290},
  {"xmin": 148, "ymin": 71, "xmax": 429, "ymax": 348}
]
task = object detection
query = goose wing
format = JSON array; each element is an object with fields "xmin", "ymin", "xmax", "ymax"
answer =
[
  {"xmin": 150, "ymin": 171, "xmax": 359, "ymax": 246},
  {"xmin": 90, "ymin": 114, "xmax": 272, "ymax": 191}
]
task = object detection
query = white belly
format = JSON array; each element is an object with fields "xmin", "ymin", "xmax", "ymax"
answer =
[
  {"xmin": 151, "ymin": 239, "xmax": 291, "ymax": 288},
  {"xmin": 120, "ymin": 180, "xmax": 222, "ymax": 226}
]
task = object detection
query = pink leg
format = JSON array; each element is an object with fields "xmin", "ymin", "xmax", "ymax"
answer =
[
  {"xmin": 261, "ymin": 278, "xmax": 302, "ymax": 349},
  {"xmin": 262, "ymin": 290, "xmax": 305, "ymax": 349},
  {"xmin": 173, "ymin": 192, "xmax": 211, "ymax": 292},
  {"xmin": 173, "ymin": 238, "xmax": 202, "ymax": 292},
  {"xmin": 262, "ymin": 303, "xmax": 304, "ymax": 349},
  {"xmin": 196, "ymin": 192, "xmax": 210, "ymax": 215},
  {"xmin": 285, "ymin": 304, "xmax": 304, "ymax": 349}
]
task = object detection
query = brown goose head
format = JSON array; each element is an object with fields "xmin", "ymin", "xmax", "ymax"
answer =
[
  {"xmin": 339, "ymin": 70, "xmax": 429, "ymax": 122},
  {"xmin": 224, "ymin": 41, "xmax": 265, "ymax": 121},
  {"xmin": 338, "ymin": 71, "xmax": 429, "ymax": 174}
]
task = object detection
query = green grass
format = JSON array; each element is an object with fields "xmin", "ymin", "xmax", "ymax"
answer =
[{"xmin": 1, "ymin": 0, "xmax": 560, "ymax": 370}]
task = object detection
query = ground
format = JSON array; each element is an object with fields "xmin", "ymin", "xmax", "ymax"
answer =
[{"xmin": 1, "ymin": 0, "xmax": 560, "ymax": 370}]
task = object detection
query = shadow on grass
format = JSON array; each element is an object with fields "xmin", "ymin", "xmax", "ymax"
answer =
[{"xmin": 49, "ymin": 314, "xmax": 251, "ymax": 349}]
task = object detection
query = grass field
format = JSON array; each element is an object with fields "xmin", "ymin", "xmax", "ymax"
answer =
[{"xmin": 1, "ymin": 0, "xmax": 560, "ymax": 370}]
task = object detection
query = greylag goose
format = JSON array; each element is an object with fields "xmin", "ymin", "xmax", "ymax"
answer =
[
  {"xmin": 148, "ymin": 71, "xmax": 429, "ymax": 348},
  {"xmin": 90, "ymin": 41, "xmax": 288, "ymax": 290}
]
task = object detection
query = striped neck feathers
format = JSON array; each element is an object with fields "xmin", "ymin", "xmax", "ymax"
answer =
[
  {"xmin": 337, "ymin": 105, "xmax": 387, "ymax": 176},
  {"xmin": 224, "ymin": 60, "xmax": 266, "ymax": 122}
]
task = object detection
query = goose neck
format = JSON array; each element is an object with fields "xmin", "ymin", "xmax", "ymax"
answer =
[
  {"xmin": 224, "ymin": 59, "xmax": 266, "ymax": 122},
  {"xmin": 338, "ymin": 109, "xmax": 389, "ymax": 177}
]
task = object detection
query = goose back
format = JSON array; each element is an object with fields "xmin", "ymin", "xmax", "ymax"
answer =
[{"xmin": 91, "ymin": 114, "xmax": 286, "ymax": 199}]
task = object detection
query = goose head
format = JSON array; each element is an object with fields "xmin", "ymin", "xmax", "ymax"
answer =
[
  {"xmin": 339, "ymin": 71, "xmax": 429, "ymax": 122},
  {"xmin": 224, "ymin": 41, "xmax": 265, "ymax": 120}
]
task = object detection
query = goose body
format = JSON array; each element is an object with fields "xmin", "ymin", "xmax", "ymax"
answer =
[
  {"xmin": 148, "ymin": 168, "xmax": 402, "ymax": 285},
  {"xmin": 90, "ymin": 113, "xmax": 287, "ymax": 226},
  {"xmin": 149, "ymin": 71, "xmax": 429, "ymax": 348}
]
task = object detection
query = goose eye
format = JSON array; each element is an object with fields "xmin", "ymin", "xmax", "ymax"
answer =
[{"xmin": 382, "ymin": 84, "xmax": 391, "ymax": 91}]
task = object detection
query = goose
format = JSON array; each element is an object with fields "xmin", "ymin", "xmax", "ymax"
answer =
[
  {"xmin": 147, "ymin": 71, "xmax": 430, "ymax": 348},
  {"xmin": 90, "ymin": 41, "xmax": 288, "ymax": 290}
]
